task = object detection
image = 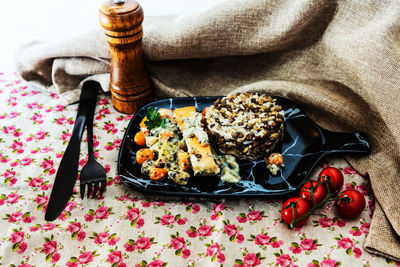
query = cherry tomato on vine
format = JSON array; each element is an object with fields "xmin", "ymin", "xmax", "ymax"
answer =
[
  {"xmin": 281, "ymin": 197, "xmax": 312, "ymax": 227},
  {"xmin": 335, "ymin": 189, "xmax": 366, "ymax": 219},
  {"xmin": 300, "ymin": 181, "xmax": 328, "ymax": 206},
  {"xmin": 318, "ymin": 167, "xmax": 344, "ymax": 192}
]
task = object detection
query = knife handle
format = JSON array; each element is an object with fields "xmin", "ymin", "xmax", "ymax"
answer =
[{"xmin": 71, "ymin": 81, "xmax": 101, "ymax": 142}]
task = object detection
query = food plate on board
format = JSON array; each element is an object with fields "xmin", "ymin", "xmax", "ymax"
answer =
[{"xmin": 117, "ymin": 95, "xmax": 370, "ymax": 198}]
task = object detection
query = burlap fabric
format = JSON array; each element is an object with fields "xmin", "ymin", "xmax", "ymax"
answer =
[{"xmin": 15, "ymin": 0, "xmax": 400, "ymax": 261}]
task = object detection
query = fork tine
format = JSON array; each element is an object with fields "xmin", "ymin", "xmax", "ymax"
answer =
[
  {"xmin": 87, "ymin": 183, "xmax": 92, "ymax": 198},
  {"xmin": 80, "ymin": 184, "xmax": 85, "ymax": 199},
  {"xmin": 92, "ymin": 183, "xmax": 99, "ymax": 198},
  {"xmin": 100, "ymin": 181, "xmax": 107, "ymax": 196}
]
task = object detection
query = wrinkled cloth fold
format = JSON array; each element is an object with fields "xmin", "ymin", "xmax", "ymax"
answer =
[{"xmin": 15, "ymin": 0, "xmax": 400, "ymax": 260}]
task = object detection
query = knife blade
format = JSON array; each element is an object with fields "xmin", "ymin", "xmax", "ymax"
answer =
[{"xmin": 45, "ymin": 81, "xmax": 100, "ymax": 221}]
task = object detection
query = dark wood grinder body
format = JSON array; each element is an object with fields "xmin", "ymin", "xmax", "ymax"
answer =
[{"xmin": 99, "ymin": 0, "xmax": 152, "ymax": 114}]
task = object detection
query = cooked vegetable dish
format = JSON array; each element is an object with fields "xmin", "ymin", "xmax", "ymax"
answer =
[{"xmin": 133, "ymin": 93, "xmax": 285, "ymax": 185}]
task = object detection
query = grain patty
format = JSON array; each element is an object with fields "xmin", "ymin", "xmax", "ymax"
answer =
[{"xmin": 204, "ymin": 93, "xmax": 284, "ymax": 160}]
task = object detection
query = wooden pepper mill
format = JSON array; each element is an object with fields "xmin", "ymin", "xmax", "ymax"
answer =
[{"xmin": 99, "ymin": 0, "xmax": 153, "ymax": 114}]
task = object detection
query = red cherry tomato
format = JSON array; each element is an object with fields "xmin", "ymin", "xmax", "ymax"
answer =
[
  {"xmin": 281, "ymin": 197, "xmax": 312, "ymax": 227},
  {"xmin": 300, "ymin": 181, "xmax": 328, "ymax": 206},
  {"xmin": 318, "ymin": 167, "xmax": 344, "ymax": 193},
  {"xmin": 336, "ymin": 189, "xmax": 366, "ymax": 219}
]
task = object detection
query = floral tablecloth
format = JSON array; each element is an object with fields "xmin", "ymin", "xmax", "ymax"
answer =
[{"xmin": 0, "ymin": 72, "xmax": 395, "ymax": 267}]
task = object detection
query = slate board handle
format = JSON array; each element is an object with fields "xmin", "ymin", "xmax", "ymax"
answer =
[{"xmin": 323, "ymin": 130, "xmax": 370, "ymax": 154}]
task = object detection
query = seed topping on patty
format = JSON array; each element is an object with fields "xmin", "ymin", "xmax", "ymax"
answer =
[{"xmin": 205, "ymin": 93, "xmax": 284, "ymax": 160}]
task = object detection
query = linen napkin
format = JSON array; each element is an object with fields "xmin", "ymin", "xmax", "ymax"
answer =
[{"xmin": 15, "ymin": 0, "xmax": 400, "ymax": 261}]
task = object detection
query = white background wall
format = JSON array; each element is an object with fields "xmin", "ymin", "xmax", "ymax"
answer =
[{"xmin": 0, "ymin": 0, "xmax": 225, "ymax": 72}]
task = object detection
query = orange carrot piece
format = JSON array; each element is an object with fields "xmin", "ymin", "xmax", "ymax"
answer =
[
  {"xmin": 134, "ymin": 131, "xmax": 147, "ymax": 146},
  {"xmin": 149, "ymin": 168, "xmax": 167, "ymax": 180},
  {"xmin": 136, "ymin": 148, "xmax": 154, "ymax": 165},
  {"xmin": 267, "ymin": 153, "xmax": 284, "ymax": 166},
  {"xmin": 202, "ymin": 107, "xmax": 209, "ymax": 117}
]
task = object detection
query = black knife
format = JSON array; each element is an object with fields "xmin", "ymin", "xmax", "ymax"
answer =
[{"xmin": 45, "ymin": 81, "xmax": 100, "ymax": 221}]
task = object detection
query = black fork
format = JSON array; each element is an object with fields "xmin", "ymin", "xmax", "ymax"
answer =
[{"xmin": 79, "ymin": 81, "xmax": 107, "ymax": 198}]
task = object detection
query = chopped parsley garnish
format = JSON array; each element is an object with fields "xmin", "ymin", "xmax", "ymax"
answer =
[{"xmin": 144, "ymin": 107, "xmax": 165, "ymax": 130}]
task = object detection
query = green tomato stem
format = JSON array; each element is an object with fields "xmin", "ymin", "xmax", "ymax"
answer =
[{"xmin": 288, "ymin": 178, "xmax": 341, "ymax": 229}]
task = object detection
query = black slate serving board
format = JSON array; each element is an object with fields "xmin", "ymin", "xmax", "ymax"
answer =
[{"xmin": 117, "ymin": 97, "xmax": 370, "ymax": 198}]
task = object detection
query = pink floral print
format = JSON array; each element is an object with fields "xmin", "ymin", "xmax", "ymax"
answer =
[{"xmin": 0, "ymin": 72, "xmax": 393, "ymax": 266}]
